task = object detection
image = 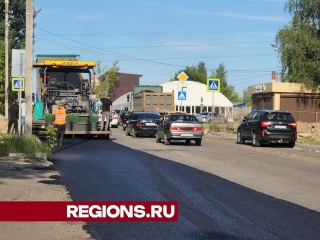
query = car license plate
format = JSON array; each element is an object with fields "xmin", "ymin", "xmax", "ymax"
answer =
[
  {"xmin": 145, "ymin": 123, "xmax": 156, "ymax": 126},
  {"xmin": 181, "ymin": 133, "xmax": 193, "ymax": 137},
  {"xmin": 274, "ymin": 125, "xmax": 286, "ymax": 129}
]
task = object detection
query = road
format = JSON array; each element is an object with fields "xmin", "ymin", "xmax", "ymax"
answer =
[{"xmin": 52, "ymin": 128, "xmax": 320, "ymax": 240}]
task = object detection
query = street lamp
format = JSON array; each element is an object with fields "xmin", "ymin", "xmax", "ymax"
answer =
[{"xmin": 271, "ymin": 43, "xmax": 280, "ymax": 82}]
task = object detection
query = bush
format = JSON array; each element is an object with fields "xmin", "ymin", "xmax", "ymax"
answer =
[
  {"xmin": 44, "ymin": 125, "xmax": 57, "ymax": 159},
  {"xmin": 0, "ymin": 134, "xmax": 48, "ymax": 158}
]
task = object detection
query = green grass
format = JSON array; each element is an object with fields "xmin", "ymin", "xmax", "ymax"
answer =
[
  {"xmin": 202, "ymin": 123, "xmax": 236, "ymax": 134},
  {"xmin": 298, "ymin": 136, "xmax": 320, "ymax": 145},
  {"xmin": 0, "ymin": 134, "xmax": 49, "ymax": 159}
]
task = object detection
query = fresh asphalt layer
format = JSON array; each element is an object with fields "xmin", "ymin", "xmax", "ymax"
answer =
[{"xmin": 52, "ymin": 130, "xmax": 320, "ymax": 240}]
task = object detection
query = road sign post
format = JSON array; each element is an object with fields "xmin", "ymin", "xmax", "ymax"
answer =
[
  {"xmin": 177, "ymin": 72, "xmax": 188, "ymax": 111},
  {"xmin": 207, "ymin": 78, "xmax": 221, "ymax": 128},
  {"xmin": 18, "ymin": 52, "xmax": 24, "ymax": 134}
]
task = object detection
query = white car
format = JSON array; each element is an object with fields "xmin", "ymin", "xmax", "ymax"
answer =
[
  {"xmin": 110, "ymin": 111, "xmax": 119, "ymax": 128},
  {"xmin": 98, "ymin": 110, "xmax": 119, "ymax": 129}
]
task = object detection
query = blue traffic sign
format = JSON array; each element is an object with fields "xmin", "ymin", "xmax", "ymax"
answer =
[
  {"xmin": 12, "ymin": 78, "xmax": 25, "ymax": 91},
  {"xmin": 178, "ymin": 91, "xmax": 187, "ymax": 100},
  {"xmin": 207, "ymin": 78, "xmax": 220, "ymax": 92}
]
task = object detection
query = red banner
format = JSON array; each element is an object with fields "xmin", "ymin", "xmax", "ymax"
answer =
[{"xmin": 0, "ymin": 201, "xmax": 178, "ymax": 222}]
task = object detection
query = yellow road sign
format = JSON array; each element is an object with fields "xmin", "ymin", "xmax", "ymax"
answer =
[{"xmin": 177, "ymin": 71, "xmax": 188, "ymax": 81}]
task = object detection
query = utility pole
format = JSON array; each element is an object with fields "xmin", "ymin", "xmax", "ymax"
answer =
[
  {"xmin": 25, "ymin": 0, "xmax": 33, "ymax": 136},
  {"xmin": 4, "ymin": 0, "xmax": 9, "ymax": 119}
]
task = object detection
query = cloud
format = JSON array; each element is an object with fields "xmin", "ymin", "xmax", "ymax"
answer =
[{"xmin": 214, "ymin": 12, "xmax": 290, "ymax": 23}]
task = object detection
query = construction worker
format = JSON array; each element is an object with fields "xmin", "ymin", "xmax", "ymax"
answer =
[
  {"xmin": 53, "ymin": 100, "xmax": 67, "ymax": 146},
  {"xmin": 100, "ymin": 94, "xmax": 112, "ymax": 131}
]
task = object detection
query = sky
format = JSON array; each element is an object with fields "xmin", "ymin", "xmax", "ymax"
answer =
[{"xmin": 33, "ymin": 0, "xmax": 291, "ymax": 95}]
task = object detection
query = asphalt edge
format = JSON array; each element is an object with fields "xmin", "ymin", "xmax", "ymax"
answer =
[{"xmin": 207, "ymin": 131, "xmax": 320, "ymax": 153}]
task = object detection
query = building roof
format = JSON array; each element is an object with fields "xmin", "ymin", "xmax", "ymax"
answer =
[{"xmin": 160, "ymin": 81, "xmax": 233, "ymax": 107}]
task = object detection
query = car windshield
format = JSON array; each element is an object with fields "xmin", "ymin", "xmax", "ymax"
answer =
[
  {"xmin": 170, "ymin": 114, "xmax": 198, "ymax": 122},
  {"xmin": 199, "ymin": 112, "xmax": 209, "ymax": 116},
  {"xmin": 264, "ymin": 113, "xmax": 294, "ymax": 122},
  {"xmin": 137, "ymin": 113, "xmax": 160, "ymax": 120}
]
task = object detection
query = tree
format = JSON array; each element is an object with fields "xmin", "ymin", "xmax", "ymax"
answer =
[
  {"xmin": 210, "ymin": 63, "xmax": 241, "ymax": 102},
  {"xmin": 0, "ymin": 0, "xmax": 26, "ymax": 114},
  {"xmin": 171, "ymin": 61, "xmax": 207, "ymax": 84},
  {"xmin": 197, "ymin": 61, "xmax": 207, "ymax": 79},
  {"xmin": 275, "ymin": 0, "xmax": 320, "ymax": 89},
  {"xmin": 242, "ymin": 89, "xmax": 252, "ymax": 107},
  {"xmin": 95, "ymin": 61, "xmax": 120, "ymax": 98},
  {"xmin": 0, "ymin": 0, "xmax": 26, "ymax": 48}
]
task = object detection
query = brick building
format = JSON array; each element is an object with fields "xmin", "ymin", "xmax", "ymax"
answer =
[{"xmin": 97, "ymin": 72, "xmax": 142, "ymax": 102}]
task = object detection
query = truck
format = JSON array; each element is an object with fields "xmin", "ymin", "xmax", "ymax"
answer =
[
  {"xmin": 32, "ymin": 54, "xmax": 111, "ymax": 139},
  {"xmin": 132, "ymin": 91, "xmax": 174, "ymax": 113}
]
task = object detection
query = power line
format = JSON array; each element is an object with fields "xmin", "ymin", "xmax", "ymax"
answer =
[
  {"xmin": 35, "ymin": 28, "xmax": 189, "ymax": 68},
  {"xmin": 36, "ymin": 27, "xmax": 276, "ymax": 37}
]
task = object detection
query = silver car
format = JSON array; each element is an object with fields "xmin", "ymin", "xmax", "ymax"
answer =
[
  {"xmin": 196, "ymin": 112, "xmax": 223, "ymax": 123},
  {"xmin": 156, "ymin": 114, "xmax": 203, "ymax": 146}
]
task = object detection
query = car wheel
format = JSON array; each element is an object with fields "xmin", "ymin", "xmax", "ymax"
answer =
[
  {"xmin": 236, "ymin": 130, "xmax": 244, "ymax": 144},
  {"xmin": 164, "ymin": 134, "xmax": 170, "ymax": 145},
  {"xmin": 131, "ymin": 128, "xmax": 136, "ymax": 138},
  {"xmin": 195, "ymin": 139, "xmax": 202, "ymax": 146},
  {"xmin": 252, "ymin": 132, "xmax": 260, "ymax": 147},
  {"xmin": 185, "ymin": 140, "xmax": 191, "ymax": 145},
  {"xmin": 288, "ymin": 141, "xmax": 295, "ymax": 148}
]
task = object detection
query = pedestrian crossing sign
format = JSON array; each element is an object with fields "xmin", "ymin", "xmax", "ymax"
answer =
[
  {"xmin": 207, "ymin": 78, "xmax": 220, "ymax": 92},
  {"xmin": 178, "ymin": 91, "xmax": 187, "ymax": 100},
  {"xmin": 12, "ymin": 77, "xmax": 25, "ymax": 91}
]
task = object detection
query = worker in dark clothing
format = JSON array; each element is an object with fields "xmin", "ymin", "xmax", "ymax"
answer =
[
  {"xmin": 7, "ymin": 101, "xmax": 19, "ymax": 135},
  {"xmin": 100, "ymin": 94, "xmax": 112, "ymax": 131}
]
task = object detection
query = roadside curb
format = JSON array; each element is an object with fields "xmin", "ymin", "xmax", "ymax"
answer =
[
  {"xmin": 207, "ymin": 131, "xmax": 320, "ymax": 152},
  {"xmin": 0, "ymin": 158, "xmax": 53, "ymax": 171},
  {"xmin": 295, "ymin": 142, "xmax": 320, "ymax": 153}
]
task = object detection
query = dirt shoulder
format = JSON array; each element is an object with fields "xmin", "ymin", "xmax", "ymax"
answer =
[{"xmin": 0, "ymin": 158, "xmax": 92, "ymax": 240}]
